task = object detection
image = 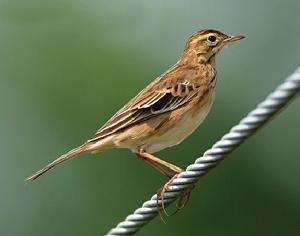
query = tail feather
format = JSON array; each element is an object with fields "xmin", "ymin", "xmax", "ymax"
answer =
[{"xmin": 25, "ymin": 144, "xmax": 88, "ymax": 183}]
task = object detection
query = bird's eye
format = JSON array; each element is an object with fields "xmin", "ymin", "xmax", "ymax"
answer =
[{"xmin": 207, "ymin": 35, "xmax": 217, "ymax": 43}]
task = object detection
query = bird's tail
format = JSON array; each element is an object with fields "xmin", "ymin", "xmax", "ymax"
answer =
[{"xmin": 25, "ymin": 143, "xmax": 90, "ymax": 183}]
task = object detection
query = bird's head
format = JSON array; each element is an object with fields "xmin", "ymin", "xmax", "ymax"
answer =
[{"xmin": 181, "ymin": 29, "xmax": 244, "ymax": 64}]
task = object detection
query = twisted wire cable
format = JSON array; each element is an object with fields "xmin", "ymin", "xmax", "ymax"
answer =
[{"xmin": 107, "ymin": 67, "xmax": 300, "ymax": 235}]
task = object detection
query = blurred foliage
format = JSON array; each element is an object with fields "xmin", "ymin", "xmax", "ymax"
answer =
[{"xmin": 0, "ymin": 0, "xmax": 300, "ymax": 235}]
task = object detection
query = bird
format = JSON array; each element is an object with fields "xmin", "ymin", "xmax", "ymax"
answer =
[{"xmin": 26, "ymin": 29, "xmax": 244, "ymax": 208}]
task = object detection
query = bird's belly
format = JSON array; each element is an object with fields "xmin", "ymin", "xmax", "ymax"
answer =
[
  {"xmin": 142, "ymin": 91, "xmax": 215, "ymax": 153},
  {"xmin": 145, "ymin": 96, "xmax": 215, "ymax": 153},
  {"xmin": 112, "ymin": 91, "xmax": 215, "ymax": 154}
]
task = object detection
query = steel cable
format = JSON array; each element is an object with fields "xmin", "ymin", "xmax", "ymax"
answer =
[{"xmin": 107, "ymin": 67, "xmax": 300, "ymax": 235}]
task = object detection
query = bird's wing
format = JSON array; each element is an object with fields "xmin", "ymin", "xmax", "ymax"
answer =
[{"xmin": 88, "ymin": 68, "xmax": 203, "ymax": 142}]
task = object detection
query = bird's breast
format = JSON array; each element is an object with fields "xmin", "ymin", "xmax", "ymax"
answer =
[{"xmin": 136, "ymin": 88, "xmax": 216, "ymax": 153}]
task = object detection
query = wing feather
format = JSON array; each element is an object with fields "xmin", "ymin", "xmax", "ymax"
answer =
[{"xmin": 88, "ymin": 71, "xmax": 201, "ymax": 142}]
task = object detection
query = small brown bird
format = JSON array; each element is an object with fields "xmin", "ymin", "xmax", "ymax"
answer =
[{"xmin": 26, "ymin": 29, "xmax": 244, "ymax": 206}]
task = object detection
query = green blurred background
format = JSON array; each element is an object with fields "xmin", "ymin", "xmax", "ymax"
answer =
[{"xmin": 1, "ymin": 0, "xmax": 300, "ymax": 235}]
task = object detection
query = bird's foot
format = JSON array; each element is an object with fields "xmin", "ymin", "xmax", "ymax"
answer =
[{"xmin": 157, "ymin": 172, "xmax": 195, "ymax": 217}]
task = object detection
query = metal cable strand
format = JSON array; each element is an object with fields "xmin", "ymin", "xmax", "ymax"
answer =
[{"xmin": 107, "ymin": 67, "xmax": 300, "ymax": 235}]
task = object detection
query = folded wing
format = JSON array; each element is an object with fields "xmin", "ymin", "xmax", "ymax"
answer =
[{"xmin": 88, "ymin": 77, "xmax": 201, "ymax": 143}]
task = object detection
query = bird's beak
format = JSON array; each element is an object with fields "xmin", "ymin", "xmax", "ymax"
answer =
[{"xmin": 223, "ymin": 35, "xmax": 245, "ymax": 44}]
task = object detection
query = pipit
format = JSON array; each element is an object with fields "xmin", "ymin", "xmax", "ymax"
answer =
[{"xmin": 26, "ymin": 29, "xmax": 244, "ymax": 210}]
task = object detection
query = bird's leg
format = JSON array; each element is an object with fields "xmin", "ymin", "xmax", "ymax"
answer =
[
  {"xmin": 136, "ymin": 152, "xmax": 173, "ymax": 179},
  {"xmin": 137, "ymin": 149, "xmax": 183, "ymax": 173},
  {"xmin": 175, "ymin": 184, "xmax": 195, "ymax": 210},
  {"xmin": 158, "ymin": 178, "xmax": 195, "ymax": 216},
  {"xmin": 157, "ymin": 173, "xmax": 181, "ymax": 215},
  {"xmin": 137, "ymin": 149, "xmax": 193, "ymax": 215}
]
